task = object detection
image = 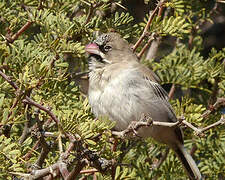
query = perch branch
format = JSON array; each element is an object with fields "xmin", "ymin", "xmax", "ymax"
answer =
[{"xmin": 112, "ymin": 112, "xmax": 225, "ymax": 138}]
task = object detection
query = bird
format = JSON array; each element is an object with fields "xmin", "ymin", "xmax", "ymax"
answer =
[{"xmin": 85, "ymin": 32, "xmax": 202, "ymax": 180}]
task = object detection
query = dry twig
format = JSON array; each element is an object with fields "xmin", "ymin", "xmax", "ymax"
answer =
[{"xmin": 132, "ymin": 0, "xmax": 165, "ymax": 52}]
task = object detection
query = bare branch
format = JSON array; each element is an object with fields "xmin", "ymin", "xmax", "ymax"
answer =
[
  {"xmin": 0, "ymin": 70, "xmax": 19, "ymax": 89},
  {"xmin": 182, "ymin": 120, "xmax": 204, "ymax": 137},
  {"xmin": 58, "ymin": 160, "xmax": 69, "ymax": 179},
  {"xmin": 168, "ymin": 84, "xmax": 176, "ymax": 99},
  {"xmin": 80, "ymin": 169, "xmax": 98, "ymax": 174},
  {"xmin": 65, "ymin": 160, "xmax": 87, "ymax": 180},
  {"xmin": 23, "ymin": 97, "xmax": 59, "ymax": 124},
  {"xmin": 6, "ymin": 21, "xmax": 33, "ymax": 43},
  {"xmin": 199, "ymin": 115, "xmax": 225, "ymax": 134},
  {"xmin": 137, "ymin": 33, "xmax": 156, "ymax": 59},
  {"xmin": 132, "ymin": 0, "xmax": 165, "ymax": 52},
  {"xmin": 201, "ymin": 98, "xmax": 225, "ymax": 119},
  {"xmin": 34, "ymin": 109, "xmax": 51, "ymax": 168},
  {"xmin": 152, "ymin": 148, "xmax": 169, "ymax": 169},
  {"xmin": 30, "ymin": 162, "xmax": 65, "ymax": 179},
  {"xmin": 23, "ymin": 140, "xmax": 40, "ymax": 160},
  {"xmin": 112, "ymin": 112, "xmax": 225, "ymax": 139}
]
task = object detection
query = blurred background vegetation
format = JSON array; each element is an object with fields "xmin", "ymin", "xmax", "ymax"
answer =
[{"xmin": 0, "ymin": 0, "xmax": 224, "ymax": 179}]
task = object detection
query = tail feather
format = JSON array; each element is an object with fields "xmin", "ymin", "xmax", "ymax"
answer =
[{"xmin": 174, "ymin": 144, "xmax": 202, "ymax": 180}]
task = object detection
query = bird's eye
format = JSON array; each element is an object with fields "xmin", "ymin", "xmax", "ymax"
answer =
[{"xmin": 104, "ymin": 45, "xmax": 112, "ymax": 52}]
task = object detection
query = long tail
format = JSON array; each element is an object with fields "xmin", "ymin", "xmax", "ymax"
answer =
[{"xmin": 173, "ymin": 144, "xmax": 202, "ymax": 180}]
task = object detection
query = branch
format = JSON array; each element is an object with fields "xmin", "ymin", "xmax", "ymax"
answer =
[
  {"xmin": 84, "ymin": 1, "xmax": 107, "ymax": 24},
  {"xmin": 111, "ymin": 115, "xmax": 182, "ymax": 138},
  {"xmin": 137, "ymin": 33, "xmax": 156, "ymax": 59},
  {"xmin": 0, "ymin": 70, "xmax": 60, "ymax": 125},
  {"xmin": 33, "ymin": 109, "xmax": 51, "ymax": 168},
  {"xmin": 168, "ymin": 84, "xmax": 176, "ymax": 99},
  {"xmin": 201, "ymin": 98, "xmax": 225, "ymax": 119},
  {"xmin": 198, "ymin": 115, "xmax": 225, "ymax": 134},
  {"xmin": 23, "ymin": 140, "xmax": 40, "ymax": 160},
  {"xmin": 0, "ymin": 70, "xmax": 19, "ymax": 89},
  {"xmin": 80, "ymin": 169, "xmax": 98, "ymax": 174},
  {"xmin": 23, "ymin": 98, "xmax": 59, "ymax": 124},
  {"xmin": 19, "ymin": 104, "xmax": 32, "ymax": 144},
  {"xmin": 132, "ymin": 0, "xmax": 165, "ymax": 52},
  {"xmin": 112, "ymin": 113, "xmax": 225, "ymax": 139},
  {"xmin": 85, "ymin": 3, "xmax": 94, "ymax": 24},
  {"xmin": 6, "ymin": 21, "xmax": 33, "ymax": 43},
  {"xmin": 152, "ymin": 148, "xmax": 169, "ymax": 169},
  {"xmin": 31, "ymin": 161, "xmax": 66, "ymax": 179},
  {"xmin": 65, "ymin": 160, "xmax": 87, "ymax": 180}
]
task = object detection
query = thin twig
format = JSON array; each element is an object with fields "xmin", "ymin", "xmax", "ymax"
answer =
[
  {"xmin": 34, "ymin": 109, "xmax": 50, "ymax": 168},
  {"xmin": 132, "ymin": 0, "xmax": 165, "ymax": 52},
  {"xmin": 23, "ymin": 97, "xmax": 59, "ymax": 124},
  {"xmin": 0, "ymin": 70, "xmax": 60, "ymax": 124},
  {"xmin": 182, "ymin": 120, "xmax": 203, "ymax": 136},
  {"xmin": 200, "ymin": 115, "xmax": 225, "ymax": 133},
  {"xmin": 201, "ymin": 98, "xmax": 225, "ymax": 119},
  {"xmin": 111, "ymin": 119, "xmax": 181, "ymax": 138},
  {"xmin": 23, "ymin": 140, "xmax": 40, "ymax": 160},
  {"xmin": 85, "ymin": 4, "xmax": 94, "ymax": 24},
  {"xmin": 30, "ymin": 162, "xmax": 65, "ymax": 179},
  {"xmin": 6, "ymin": 21, "xmax": 33, "ymax": 43},
  {"xmin": 19, "ymin": 105, "xmax": 31, "ymax": 144},
  {"xmin": 190, "ymin": 144, "xmax": 197, "ymax": 157},
  {"xmin": 84, "ymin": 1, "xmax": 107, "ymax": 24},
  {"xmin": 65, "ymin": 160, "xmax": 87, "ymax": 180},
  {"xmin": 112, "ymin": 113, "xmax": 225, "ymax": 139},
  {"xmin": 0, "ymin": 70, "xmax": 18, "ymax": 89},
  {"xmin": 157, "ymin": 2, "xmax": 165, "ymax": 17},
  {"xmin": 153, "ymin": 148, "xmax": 169, "ymax": 169},
  {"xmin": 80, "ymin": 169, "xmax": 98, "ymax": 174},
  {"xmin": 137, "ymin": 34, "xmax": 156, "ymax": 59},
  {"xmin": 168, "ymin": 84, "xmax": 176, "ymax": 99}
]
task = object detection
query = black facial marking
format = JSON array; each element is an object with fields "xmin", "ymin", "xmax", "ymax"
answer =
[{"xmin": 88, "ymin": 54, "xmax": 104, "ymax": 64}]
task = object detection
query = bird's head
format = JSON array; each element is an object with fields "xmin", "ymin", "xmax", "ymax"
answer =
[{"xmin": 85, "ymin": 32, "xmax": 133, "ymax": 67}]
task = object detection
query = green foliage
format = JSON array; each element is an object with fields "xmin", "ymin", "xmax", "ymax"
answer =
[
  {"xmin": 0, "ymin": 0, "xmax": 224, "ymax": 179},
  {"xmin": 140, "ymin": 15, "xmax": 191, "ymax": 38},
  {"xmin": 0, "ymin": 135, "xmax": 24, "ymax": 178},
  {"xmin": 151, "ymin": 45, "xmax": 207, "ymax": 88}
]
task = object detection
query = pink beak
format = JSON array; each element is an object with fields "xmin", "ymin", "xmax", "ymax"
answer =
[{"xmin": 85, "ymin": 43, "xmax": 100, "ymax": 55}]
